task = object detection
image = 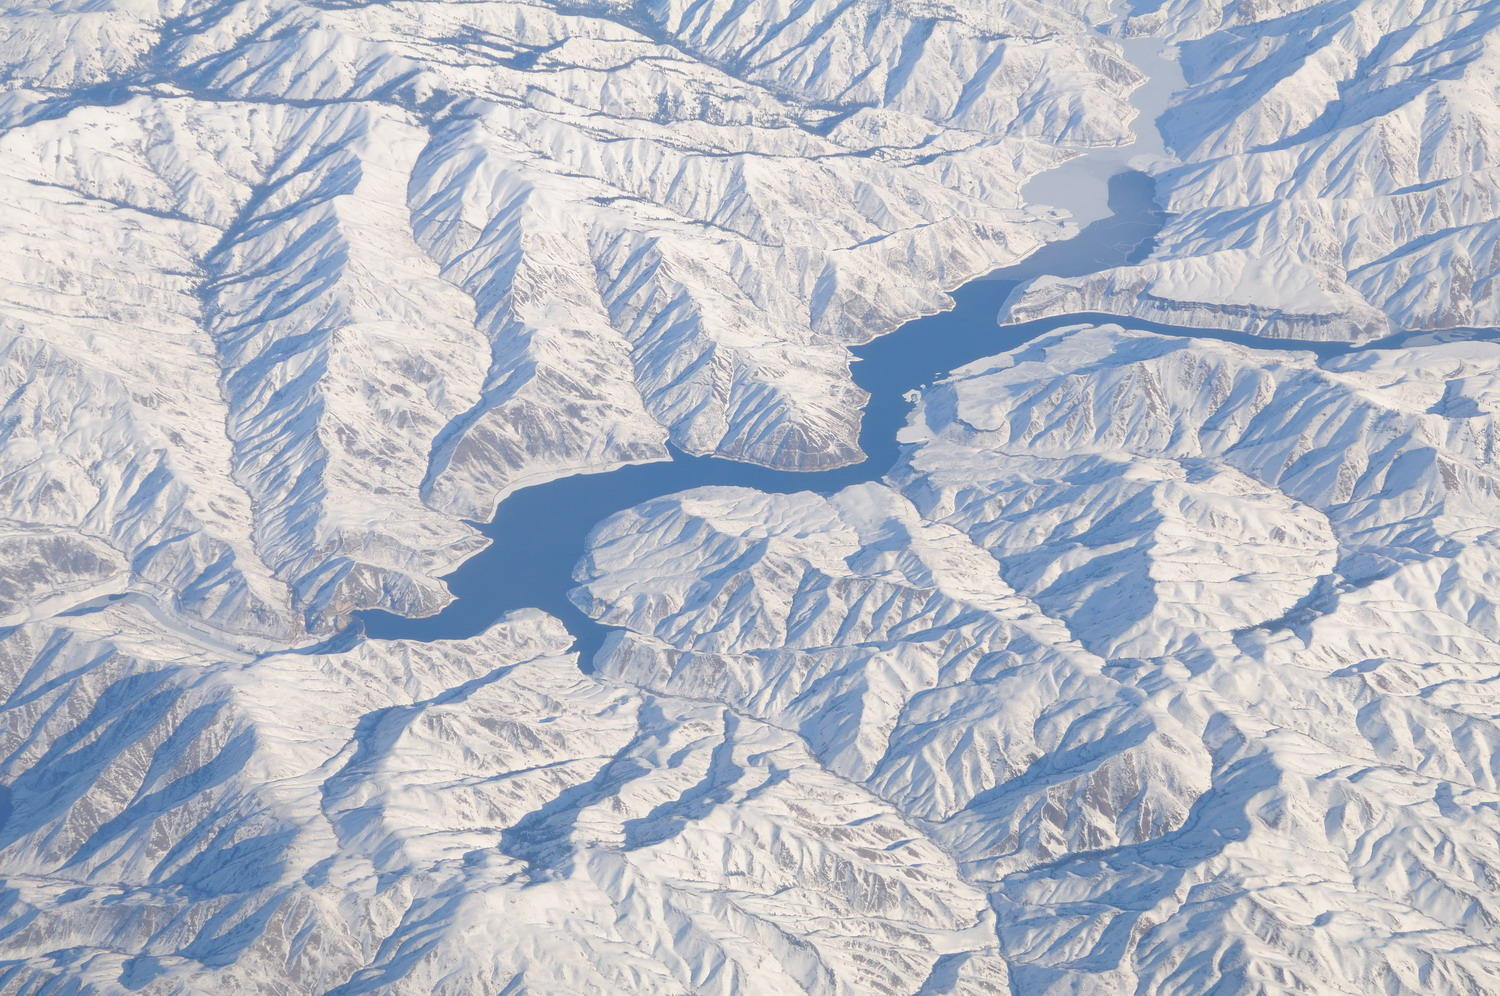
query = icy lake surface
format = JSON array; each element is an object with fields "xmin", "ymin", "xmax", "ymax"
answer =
[{"xmin": 360, "ymin": 34, "xmax": 1319, "ymax": 663}]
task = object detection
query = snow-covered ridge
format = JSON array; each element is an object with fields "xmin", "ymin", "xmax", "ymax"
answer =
[
  {"xmin": 7, "ymin": 0, "xmax": 1499, "ymax": 991},
  {"xmin": 0, "ymin": 2, "xmax": 1167, "ymax": 989},
  {"xmin": 573, "ymin": 324, "xmax": 1500, "ymax": 993},
  {"xmin": 14, "ymin": 317, "xmax": 1500, "ymax": 991},
  {"xmin": 0, "ymin": 604, "xmax": 1008, "ymax": 992},
  {"xmin": 1004, "ymin": 0, "xmax": 1500, "ymax": 341},
  {"xmin": 0, "ymin": 0, "xmax": 1140, "ymax": 636}
]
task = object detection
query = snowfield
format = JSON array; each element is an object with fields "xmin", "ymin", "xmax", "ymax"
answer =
[{"xmin": 576, "ymin": 325, "xmax": 1500, "ymax": 993}]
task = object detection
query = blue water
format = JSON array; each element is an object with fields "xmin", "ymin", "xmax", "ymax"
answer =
[
  {"xmin": 357, "ymin": 157, "xmax": 1360, "ymax": 664},
  {"xmin": 360, "ymin": 165, "xmax": 1361, "ymax": 663},
  {"xmin": 360, "ymin": 171, "xmax": 1174, "ymax": 660}
]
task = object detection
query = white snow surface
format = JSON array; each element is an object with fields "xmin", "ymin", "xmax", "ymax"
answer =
[
  {"xmin": 0, "ymin": 605, "xmax": 1009, "ymax": 992},
  {"xmin": 0, "ymin": 0, "xmax": 1138, "ymax": 636},
  {"xmin": 574, "ymin": 325, "xmax": 1500, "ymax": 993},
  {"xmin": 4, "ymin": 0, "xmax": 1500, "ymax": 992},
  {"xmin": 1004, "ymin": 0, "xmax": 1500, "ymax": 341}
]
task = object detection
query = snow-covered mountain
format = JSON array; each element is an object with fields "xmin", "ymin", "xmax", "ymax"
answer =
[
  {"xmin": 4, "ymin": 0, "xmax": 1500, "ymax": 992},
  {"xmin": 0, "ymin": 0, "xmax": 1136, "ymax": 636},
  {"xmin": 1004, "ymin": 0, "xmax": 1500, "ymax": 340},
  {"xmin": 0, "ymin": 604, "xmax": 1011, "ymax": 992},
  {"xmin": 575, "ymin": 324, "xmax": 1500, "ymax": 993}
]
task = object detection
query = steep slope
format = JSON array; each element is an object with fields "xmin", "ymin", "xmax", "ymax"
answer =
[
  {"xmin": 573, "ymin": 324, "xmax": 1500, "ymax": 993},
  {"xmin": 7, "ymin": 0, "xmax": 1500, "ymax": 992},
  {"xmin": 0, "ymin": 0, "xmax": 1140, "ymax": 636},
  {"xmin": 0, "ymin": 604, "xmax": 1007, "ymax": 993},
  {"xmin": 1003, "ymin": 0, "xmax": 1500, "ymax": 341},
  {"xmin": 0, "ymin": 2, "xmax": 1172, "ymax": 989}
]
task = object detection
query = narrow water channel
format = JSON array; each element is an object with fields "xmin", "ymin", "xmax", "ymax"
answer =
[{"xmin": 359, "ymin": 32, "xmax": 1269, "ymax": 664}]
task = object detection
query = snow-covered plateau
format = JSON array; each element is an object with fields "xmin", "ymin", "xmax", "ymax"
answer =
[{"xmin": 3, "ymin": 0, "xmax": 1500, "ymax": 993}]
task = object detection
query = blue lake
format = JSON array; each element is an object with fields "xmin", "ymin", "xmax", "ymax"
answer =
[
  {"xmin": 361, "ymin": 171, "xmax": 1240, "ymax": 663},
  {"xmin": 360, "ymin": 35, "xmax": 1354, "ymax": 665}
]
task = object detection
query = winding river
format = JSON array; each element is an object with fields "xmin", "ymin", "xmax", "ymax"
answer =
[{"xmin": 360, "ymin": 32, "xmax": 1310, "ymax": 665}]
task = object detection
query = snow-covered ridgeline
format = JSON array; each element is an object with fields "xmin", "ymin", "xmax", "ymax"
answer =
[
  {"xmin": 0, "ymin": 2, "xmax": 1167, "ymax": 991},
  {"xmin": 6, "ymin": 0, "xmax": 1499, "ymax": 992},
  {"xmin": 1005, "ymin": 0, "xmax": 1500, "ymax": 340},
  {"xmin": 0, "ymin": 604, "xmax": 1011, "ymax": 992},
  {"xmin": 0, "ymin": 0, "xmax": 1140, "ymax": 637},
  {"xmin": 574, "ymin": 323, "xmax": 1500, "ymax": 993}
]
